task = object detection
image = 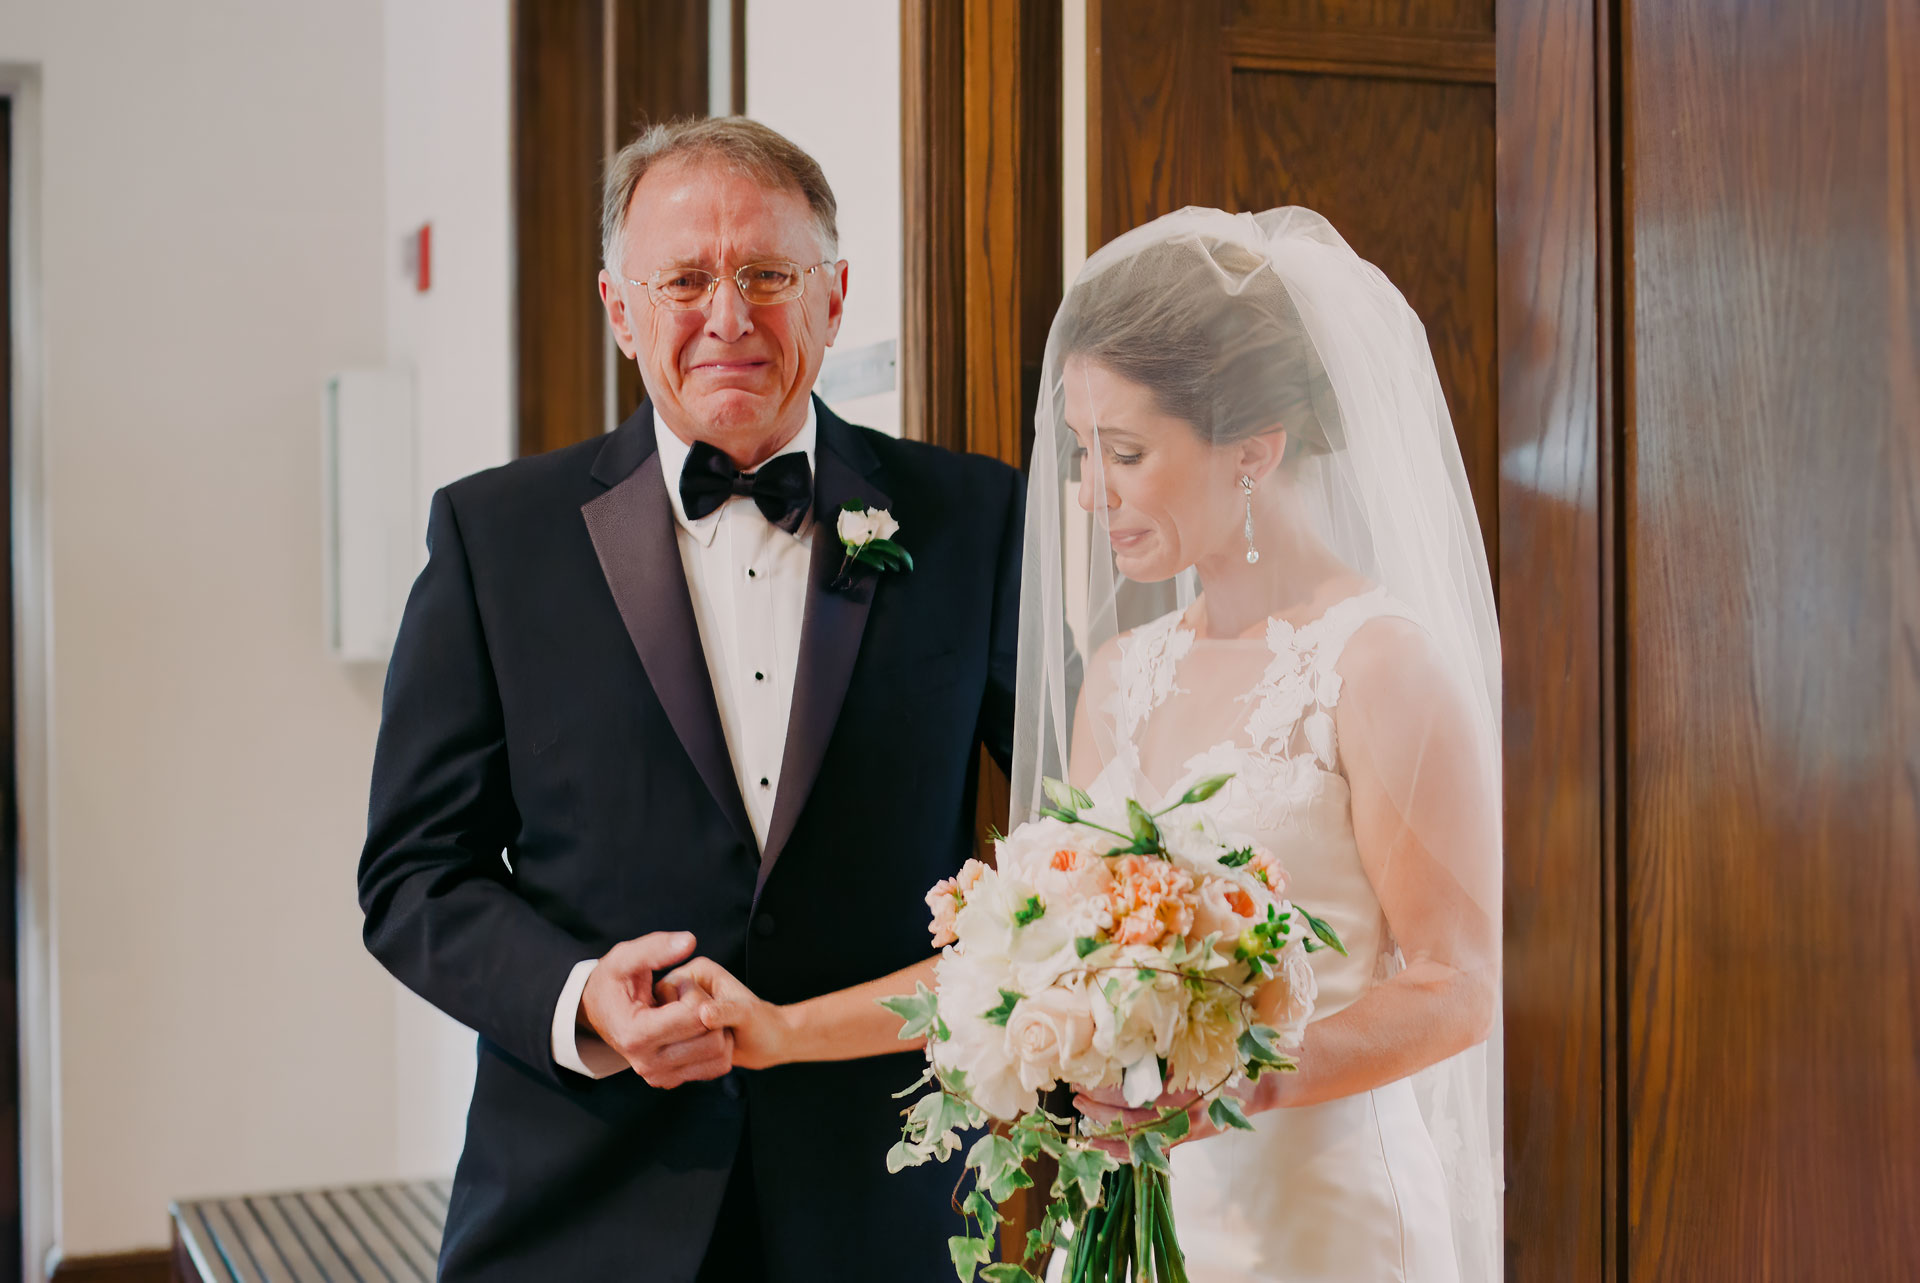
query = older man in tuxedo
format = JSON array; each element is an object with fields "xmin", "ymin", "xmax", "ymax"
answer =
[{"xmin": 359, "ymin": 117, "xmax": 1022, "ymax": 1280}]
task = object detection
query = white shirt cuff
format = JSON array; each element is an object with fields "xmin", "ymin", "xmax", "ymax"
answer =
[{"xmin": 552, "ymin": 958, "xmax": 629, "ymax": 1079}]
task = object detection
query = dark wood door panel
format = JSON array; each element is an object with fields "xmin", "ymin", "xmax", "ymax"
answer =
[
  {"xmin": 1226, "ymin": 68, "xmax": 1498, "ymax": 558},
  {"xmin": 1624, "ymin": 0, "xmax": 1920, "ymax": 1276}
]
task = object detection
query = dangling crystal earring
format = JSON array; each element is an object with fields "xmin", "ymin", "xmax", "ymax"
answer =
[{"xmin": 1241, "ymin": 475, "xmax": 1260, "ymax": 564}]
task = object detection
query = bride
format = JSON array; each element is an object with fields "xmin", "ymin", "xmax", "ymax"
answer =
[
  {"xmin": 1021, "ymin": 207, "xmax": 1504, "ymax": 1282},
  {"xmin": 669, "ymin": 207, "xmax": 1503, "ymax": 1282}
]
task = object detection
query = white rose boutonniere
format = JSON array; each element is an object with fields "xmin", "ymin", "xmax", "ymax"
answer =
[{"xmin": 832, "ymin": 501, "xmax": 912, "ymax": 590}]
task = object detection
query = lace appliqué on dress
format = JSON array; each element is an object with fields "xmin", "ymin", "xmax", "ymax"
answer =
[{"xmin": 1104, "ymin": 613, "xmax": 1197, "ymax": 778}]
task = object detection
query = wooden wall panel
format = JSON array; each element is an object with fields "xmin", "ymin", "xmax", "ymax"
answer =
[
  {"xmin": 1623, "ymin": 0, "xmax": 1920, "ymax": 1276},
  {"xmin": 900, "ymin": 0, "xmax": 967, "ymax": 449},
  {"xmin": 514, "ymin": 0, "xmax": 710, "ymax": 458},
  {"xmin": 1493, "ymin": 0, "xmax": 1612, "ymax": 1278},
  {"xmin": 1227, "ymin": 68, "xmax": 1497, "ymax": 562},
  {"xmin": 1088, "ymin": 0, "xmax": 1230, "ymax": 251},
  {"xmin": 514, "ymin": 0, "xmax": 609, "ymax": 458},
  {"xmin": 608, "ymin": 0, "xmax": 709, "ymax": 427}
]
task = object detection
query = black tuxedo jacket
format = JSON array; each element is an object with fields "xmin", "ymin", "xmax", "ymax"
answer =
[{"xmin": 358, "ymin": 399, "xmax": 1023, "ymax": 1281}]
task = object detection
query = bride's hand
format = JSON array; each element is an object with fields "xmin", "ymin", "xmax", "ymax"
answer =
[
  {"xmin": 1073, "ymin": 1079, "xmax": 1270, "ymax": 1155},
  {"xmin": 658, "ymin": 958, "xmax": 794, "ymax": 1071}
]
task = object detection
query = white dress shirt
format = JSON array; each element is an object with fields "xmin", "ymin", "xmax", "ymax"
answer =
[{"xmin": 553, "ymin": 404, "xmax": 819, "ymax": 1078}]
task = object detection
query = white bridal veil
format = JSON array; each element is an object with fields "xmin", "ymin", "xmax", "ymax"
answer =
[{"xmin": 1011, "ymin": 207, "xmax": 1503, "ymax": 1279}]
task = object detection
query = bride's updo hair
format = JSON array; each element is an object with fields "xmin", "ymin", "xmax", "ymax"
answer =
[{"xmin": 1055, "ymin": 235, "xmax": 1336, "ymax": 457}]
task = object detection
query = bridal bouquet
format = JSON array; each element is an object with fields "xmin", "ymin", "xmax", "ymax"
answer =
[{"xmin": 883, "ymin": 774, "xmax": 1345, "ymax": 1282}]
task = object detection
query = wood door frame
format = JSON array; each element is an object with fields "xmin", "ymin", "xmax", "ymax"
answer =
[
  {"xmin": 1494, "ymin": 0, "xmax": 1619, "ymax": 1277},
  {"xmin": 512, "ymin": 0, "xmax": 735, "ymax": 459},
  {"xmin": 0, "ymin": 64, "xmax": 53, "ymax": 1283},
  {"xmin": 900, "ymin": 0, "xmax": 1061, "ymax": 465}
]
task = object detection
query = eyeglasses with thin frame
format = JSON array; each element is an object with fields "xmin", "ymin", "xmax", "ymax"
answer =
[{"xmin": 624, "ymin": 259, "xmax": 837, "ymax": 311}]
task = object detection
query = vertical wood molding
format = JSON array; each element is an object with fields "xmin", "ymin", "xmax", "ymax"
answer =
[
  {"xmin": 1493, "ymin": 0, "xmax": 1612, "ymax": 1276},
  {"xmin": 514, "ymin": 0, "xmax": 609, "ymax": 458},
  {"xmin": 514, "ymin": 0, "xmax": 710, "ymax": 458},
  {"xmin": 905, "ymin": 0, "xmax": 1060, "ymax": 465},
  {"xmin": 963, "ymin": 0, "xmax": 1022, "ymax": 464},
  {"xmin": 608, "ymin": 0, "xmax": 709, "ymax": 427},
  {"xmin": 730, "ymin": 0, "xmax": 747, "ymax": 115},
  {"xmin": 901, "ymin": 0, "xmax": 967, "ymax": 450}
]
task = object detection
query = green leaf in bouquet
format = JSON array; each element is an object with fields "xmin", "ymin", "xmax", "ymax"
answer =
[
  {"xmin": 892, "ymin": 1063, "xmax": 936, "ymax": 1098},
  {"xmin": 1218, "ymin": 846, "xmax": 1255, "ymax": 868},
  {"xmin": 967, "ymin": 1133, "xmax": 1034, "ymax": 1203},
  {"xmin": 983, "ymin": 989, "xmax": 1023, "ymax": 1027},
  {"xmin": 887, "ymin": 1139, "xmax": 928, "ymax": 1172},
  {"xmin": 1131, "ymin": 1129, "xmax": 1173, "ymax": 1173},
  {"xmin": 1013, "ymin": 895, "xmax": 1047, "ymax": 927},
  {"xmin": 981, "ymin": 1266, "xmax": 1041, "ymax": 1283},
  {"xmin": 962, "ymin": 1189, "xmax": 1003, "ymax": 1235},
  {"xmin": 1208, "ymin": 1095, "xmax": 1257, "ymax": 1132},
  {"xmin": 1150, "ymin": 1104, "xmax": 1191, "ymax": 1142},
  {"xmin": 1175, "ymin": 772, "xmax": 1235, "ymax": 807},
  {"xmin": 1125, "ymin": 799, "xmax": 1162, "ymax": 848},
  {"xmin": 879, "ymin": 983, "xmax": 941, "ymax": 1040},
  {"xmin": 1238, "ymin": 1024, "xmax": 1292, "ymax": 1079},
  {"xmin": 1073, "ymin": 935, "xmax": 1106, "ymax": 959},
  {"xmin": 1070, "ymin": 784, "xmax": 1095, "ymax": 809},
  {"xmin": 1054, "ymin": 1144, "xmax": 1121, "ymax": 1205},
  {"xmin": 1011, "ymin": 1110, "xmax": 1064, "ymax": 1161},
  {"xmin": 1301, "ymin": 906, "xmax": 1349, "ymax": 956},
  {"xmin": 1038, "ymin": 805, "xmax": 1078, "ymax": 824},
  {"xmin": 909, "ymin": 1088, "xmax": 977, "ymax": 1145},
  {"xmin": 949, "ymin": 1233, "xmax": 994, "ymax": 1281}
]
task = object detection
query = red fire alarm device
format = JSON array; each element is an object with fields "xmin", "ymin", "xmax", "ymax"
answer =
[{"xmin": 402, "ymin": 222, "xmax": 432, "ymax": 293}]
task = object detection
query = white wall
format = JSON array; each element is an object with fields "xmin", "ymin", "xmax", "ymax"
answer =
[
  {"xmin": 0, "ymin": 0, "xmax": 454, "ymax": 1264},
  {"xmin": 380, "ymin": 0, "xmax": 513, "ymax": 1180},
  {"xmin": 744, "ymin": 0, "xmax": 902, "ymax": 435}
]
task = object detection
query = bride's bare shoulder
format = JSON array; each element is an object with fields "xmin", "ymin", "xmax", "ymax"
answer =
[{"xmin": 1334, "ymin": 610, "xmax": 1480, "ymax": 728}]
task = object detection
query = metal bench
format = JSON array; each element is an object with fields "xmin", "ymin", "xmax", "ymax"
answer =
[{"xmin": 169, "ymin": 1180, "xmax": 450, "ymax": 1282}]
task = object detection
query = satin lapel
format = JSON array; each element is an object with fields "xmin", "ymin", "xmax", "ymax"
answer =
[
  {"xmin": 582, "ymin": 448, "xmax": 756, "ymax": 852},
  {"xmin": 757, "ymin": 408, "xmax": 891, "ymax": 897}
]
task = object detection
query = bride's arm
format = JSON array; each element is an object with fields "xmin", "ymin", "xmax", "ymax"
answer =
[
  {"xmin": 660, "ymin": 954, "xmax": 941, "ymax": 1069},
  {"xmin": 1246, "ymin": 617, "xmax": 1501, "ymax": 1112}
]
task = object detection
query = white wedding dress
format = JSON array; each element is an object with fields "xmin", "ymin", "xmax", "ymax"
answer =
[{"xmin": 1060, "ymin": 589, "xmax": 1464, "ymax": 1283}]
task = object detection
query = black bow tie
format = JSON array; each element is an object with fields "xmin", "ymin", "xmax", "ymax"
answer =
[{"xmin": 677, "ymin": 440, "xmax": 813, "ymax": 534}]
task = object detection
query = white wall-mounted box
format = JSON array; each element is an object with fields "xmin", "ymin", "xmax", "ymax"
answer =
[{"xmin": 323, "ymin": 369, "xmax": 417, "ymax": 663}]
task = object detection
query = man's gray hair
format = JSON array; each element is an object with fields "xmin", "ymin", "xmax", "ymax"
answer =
[{"xmin": 601, "ymin": 116, "xmax": 840, "ymax": 275}]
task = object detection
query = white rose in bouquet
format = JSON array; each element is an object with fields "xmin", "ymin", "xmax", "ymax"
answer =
[
  {"xmin": 931, "ymin": 951, "xmax": 1034, "ymax": 1121},
  {"xmin": 1005, "ymin": 984, "xmax": 1104, "ymax": 1091}
]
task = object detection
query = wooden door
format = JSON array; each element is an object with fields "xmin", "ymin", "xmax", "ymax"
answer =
[
  {"xmin": 514, "ymin": 0, "xmax": 717, "ymax": 457},
  {"xmin": 1621, "ymin": 0, "xmax": 1920, "ymax": 1276},
  {"xmin": 1088, "ymin": 3, "xmax": 1614, "ymax": 1278},
  {"xmin": 1089, "ymin": 0, "xmax": 1498, "ymax": 562}
]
